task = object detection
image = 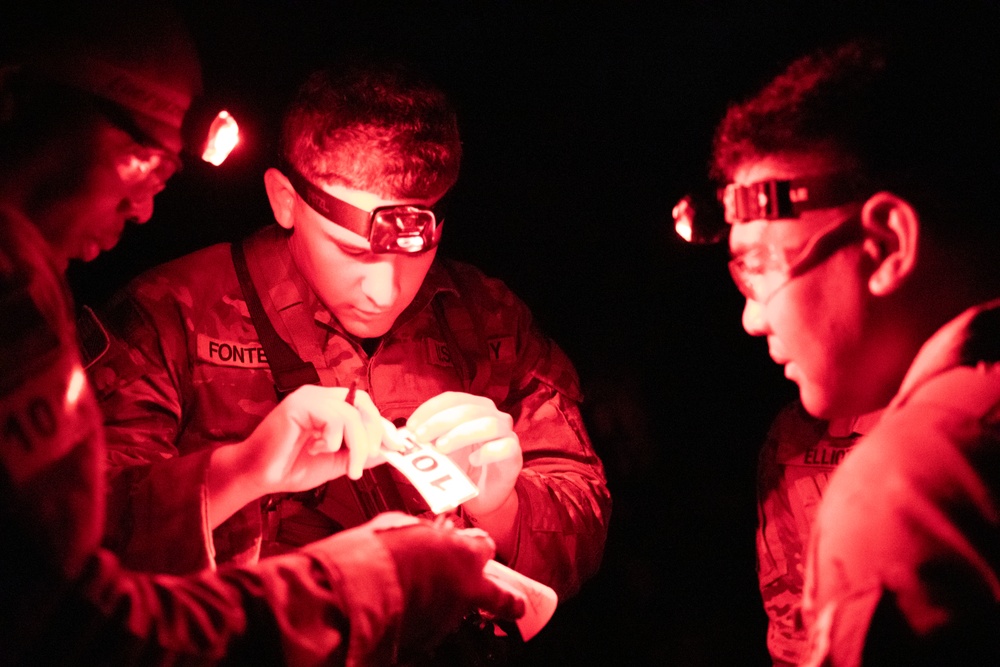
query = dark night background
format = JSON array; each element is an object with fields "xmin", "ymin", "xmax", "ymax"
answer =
[{"xmin": 66, "ymin": 2, "xmax": 929, "ymax": 664}]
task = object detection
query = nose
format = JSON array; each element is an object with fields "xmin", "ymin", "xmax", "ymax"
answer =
[
  {"xmin": 128, "ymin": 173, "xmax": 172, "ymax": 224},
  {"xmin": 361, "ymin": 258, "xmax": 400, "ymax": 309},
  {"xmin": 741, "ymin": 298, "xmax": 769, "ymax": 336}
]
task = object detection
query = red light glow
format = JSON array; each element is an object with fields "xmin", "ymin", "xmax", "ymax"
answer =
[{"xmin": 202, "ymin": 110, "xmax": 239, "ymax": 166}]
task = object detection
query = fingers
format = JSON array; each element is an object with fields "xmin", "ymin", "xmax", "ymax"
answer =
[
  {"xmin": 367, "ymin": 511, "xmax": 420, "ymax": 530},
  {"xmin": 288, "ymin": 385, "xmax": 384, "ymax": 480},
  {"xmin": 350, "ymin": 389, "xmax": 386, "ymax": 459},
  {"xmin": 337, "ymin": 393, "xmax": 380, "ymax": 480},
  {"xmin": 379, "ymin": 417, "xmax": 409, "ymax": 452},
  {"xmin": 473, "ymin": 577, "xmax": 526, "ymax": 622},
  {"xmin": 467, "ymin": 435, "xmax": 520, "ymax": 467},
  {"xmin": 410, "ymin": 393, "xmax": 514, "ymax": 450},
  {"xmin": 408, "ymin": 392, "xmax": 497, "ymax": 435},
  {"xmin": 430, "ymin": 414, "xmax": 515, "ymax": 454},
  {"xmin": 445, "ymin": 530, "xmax": 524, "ymax": 621}
]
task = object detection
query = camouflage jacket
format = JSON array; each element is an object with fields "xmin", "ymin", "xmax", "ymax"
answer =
[
  {"xmin": 90, "ymin": 223, "xmax": 610, "ymax": 600},
  {"xmin": 803, "ymin": 300, "xmax": 1000, "ymax": 667},
  {"xmin": 756, "ymin": 402, "xmax": 878, "ymax": 665},
  {"xmin": 0, "ymin": 207, "xmax": 412, "ymax": 666}
]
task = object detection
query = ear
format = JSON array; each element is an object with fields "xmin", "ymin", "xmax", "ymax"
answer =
[
  {"xmin": 859, "ymin": 192, "xmax": 920, "ymax": 296},
  {"xmin": 263, "ymin": 167, "xmax": 297, "ymax": 230}
]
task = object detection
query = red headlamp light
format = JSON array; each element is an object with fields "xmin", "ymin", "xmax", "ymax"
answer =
[{"xmin": 181, "ymin": 99, "xmax": 240, "ymax": 167}]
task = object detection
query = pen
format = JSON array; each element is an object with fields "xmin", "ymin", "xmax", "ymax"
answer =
[
  {"xmin": 344, "ymin": 380, "xmax": 357, "ymax": 406},
  {"xmin": 343, "ymin": 379, "xmax": 390, "ymax": 514}
]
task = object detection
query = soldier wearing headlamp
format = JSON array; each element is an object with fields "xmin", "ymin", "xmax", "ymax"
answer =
[
  {"xmin": 87, "ymin": 59, "xmax": 610, "ymax": 661},
  {"xmin": 679, "ymin": 7, "xmax": 1000, "ymax": 665},
  {"xmin": 1, "ymin": 4, "xmax": 531, "ymax": 665}
]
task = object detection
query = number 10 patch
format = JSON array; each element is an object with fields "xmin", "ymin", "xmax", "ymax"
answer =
[{"xmin": 380, "ymin": 418, "xmax": 479, "ymax": 514}]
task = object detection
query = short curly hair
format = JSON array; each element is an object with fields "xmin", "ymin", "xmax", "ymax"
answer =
[
  {"xmin": 280, "ymin": 59, "xmax": 461, "ymax": 200},
  {"xmin": 710, "ymin": 9, "xmax": 1000, "ymax": 255}
]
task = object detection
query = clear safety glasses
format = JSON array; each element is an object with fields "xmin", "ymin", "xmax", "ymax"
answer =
[
  {"xmin": 728, "ymin": 213, "xmax": 864, "ymax": 304},
  {"xmin": 96, "ymin": 96, "xmax": 240, "ymax": 187}
]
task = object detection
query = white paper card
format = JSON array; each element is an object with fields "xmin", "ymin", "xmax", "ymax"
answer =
[
  {"xmin": 483, "ymin": 559, "xmax": 559, "ymax": 641},
  {"xmin": 380, "ymin": 418, "xmax": 479, "ymax": 514}
]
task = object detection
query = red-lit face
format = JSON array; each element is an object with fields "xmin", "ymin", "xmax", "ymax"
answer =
[
  {"xmin": 36, "ymin": 117, "xmax": 178, "ymax": 268},
  {"xmin": 728, "ymin": 155, "xmax": 872, "ymax": 418},
  {"xmin": 281, "ymin": 181, "xmax": 441, "ymax": 339}
]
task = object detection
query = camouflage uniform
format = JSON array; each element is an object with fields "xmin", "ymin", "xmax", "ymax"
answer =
[
  {"xmin": 0, "ymin": 207, "xmax": 418, "ymax": 665},
  {"xmin": 756, "ymin": 401, "xmax": 879, "ymax": 665},
  {"xmin": 803, "ymin": 300, "xmax": 1000, "ymax": 666},
  {"xmin": 90, "ymin": 223, "xmax": 610, "ymax": 600}
]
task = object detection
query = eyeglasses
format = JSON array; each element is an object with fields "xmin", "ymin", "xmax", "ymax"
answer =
[
  {"xmin": 93, "ymin": 96, "xmax": 183, "ymax": 180},
  {"xmin": 114, "ymin": 146, "xmax": 178, "ymax": 192},
  {"xmin": 282, "ymin": 165, "xmax": 445, "ymax": 254},
  {"xmin": 728, "ymin": 213, "xmax": 863, "ymax": 304}
]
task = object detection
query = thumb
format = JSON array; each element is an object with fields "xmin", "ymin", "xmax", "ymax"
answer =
[{"xmin": 474, "ymin": 576, "xmax": 526, "ymax": 622}]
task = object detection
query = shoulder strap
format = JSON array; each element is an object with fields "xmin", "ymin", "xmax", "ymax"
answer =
[
  {"xmin": 434, "ymin": 261, "xmax": 492, "ymax": 397},
  {"xmin": 231, "ymin": 239, "xmax": 395, "ymax": 517},
  {"xmin": 230, "ymin": 240, "xmax": 319, "ymax": 398}
]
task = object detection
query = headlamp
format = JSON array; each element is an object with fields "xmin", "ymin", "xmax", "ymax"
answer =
[
  {"xmin": 283, "ymin": 166, "xmax": 444, "ymax": 254},
  {"xmin": 672, "ymin": 174, "xmax": 868, "ymax": 244},
  {"xmin": 181, "ymin": 99, "xmax": 240, "ymax": 167},
  {"xmin": 671, "ymin": 191, "xmax": 728, "ymax": 245},
  {"xmin": 97, "ymin": 99, "xmax": 239, "ymax": 190},
  {"xmin": 87, "ymin": 94, "xmax": 239, "ymax": 177}
]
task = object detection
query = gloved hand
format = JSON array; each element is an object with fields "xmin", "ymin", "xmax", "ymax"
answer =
[
  {"xmin": 370, "ymin": 512, "xmax": 525, "ymax": 660},
  {"xmin": 208, "ymin": 384, "xmax": 384, "ymax": 528},
  {"xmin": 407, "ymin": 392, "xmax": 523, "ymax": 516}
]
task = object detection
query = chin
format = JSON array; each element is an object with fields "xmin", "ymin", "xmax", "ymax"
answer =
[
  {"xmin": 344, "ymin": 320, "xmax": 393, "ymax": 339},
  {"xmin": 797, "ymin": 386, "xmax": 839, "ymax": 420},
  {"xmin": 800, "ymin": 382, "xmax": 874, "ymax": 421}
]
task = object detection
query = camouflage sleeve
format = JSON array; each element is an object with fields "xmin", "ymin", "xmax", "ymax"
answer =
[
  {"xmin": 0, "ymin": 209, "xmax": 106, "ymax": 577},
  {"xmin": 501, "ymin": 307, "xmax": 612, "ymax": 601},
  {"xmin": 2, "ymin": 471, "xmax": 403, "ymax": 666},
  {"xmin": 0, "ymin": 213, "xmax": 403, "ymax": 665},
  {"xmin": 86, "ymin": 285, "xmax": 216, "ymax": 574},
  {"xmin": 804, "ymin": 369, "xmax": 1000, "ymax": 666}
]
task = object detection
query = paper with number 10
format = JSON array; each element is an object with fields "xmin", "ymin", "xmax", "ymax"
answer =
[{"xmin": 379, "ymin": 417, "xmax": 479, "ymax": 514}]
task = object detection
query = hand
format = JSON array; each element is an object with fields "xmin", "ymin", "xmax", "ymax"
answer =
[
  {"xmin": 370, "ymin": 512, "xmax": 525, "ymax": 659},
  {"xmin": 208, "ymin": 384, "xmax": 383, "ymax": 527},
  {"xmin": 407, "ymin": 392, "xmax": 523, "ymax": 516}
]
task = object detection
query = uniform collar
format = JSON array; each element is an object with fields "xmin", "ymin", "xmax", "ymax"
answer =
[
  {"xmin": 892, "ymin": 297, "xmax": 1000, "ymax": 408},
  {"xmin": 827, "ymin": 409, "xmax": 883, "ymax": 438}
]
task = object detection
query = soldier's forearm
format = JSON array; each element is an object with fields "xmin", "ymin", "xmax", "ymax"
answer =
[{"xmin": 463, "ymin": 487, "xmax": 520, "ymax": 562}]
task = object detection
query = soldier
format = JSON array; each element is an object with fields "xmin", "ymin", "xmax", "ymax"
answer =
[
  {"xmin": 88, "ymin": 58, "xmax": 610, "ymax": 648},
  {"xmin": 0, "ymin": 4, "xmax": 523, "ymax": 664},
  {"xmin": 754, "ymin": 402, "xmax": 880, "ymax": 665},
  {"xmin": 704, "ymin": 8, "xmax": 1000, "ymax": 665}
]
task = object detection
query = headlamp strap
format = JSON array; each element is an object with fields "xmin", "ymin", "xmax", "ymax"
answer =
[
  {"xmin": 282, "ymin": 165, "xmax": 373, "ymax": 238},
  {"xmin": 230, "ymin": 240, "xmax": 319, "ymax": 398},
  {"xmin": 720, "ymin": 175, "xmax": 867, "ymax": 224},
  {"xmin": 33, "ymin": 56, "xmax": 189, "ymax": 130}
]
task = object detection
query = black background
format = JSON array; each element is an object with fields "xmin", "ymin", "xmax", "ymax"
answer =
[{"xmin": 67, "ymin": 2, "xmax": 923, "ymax": 664}]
